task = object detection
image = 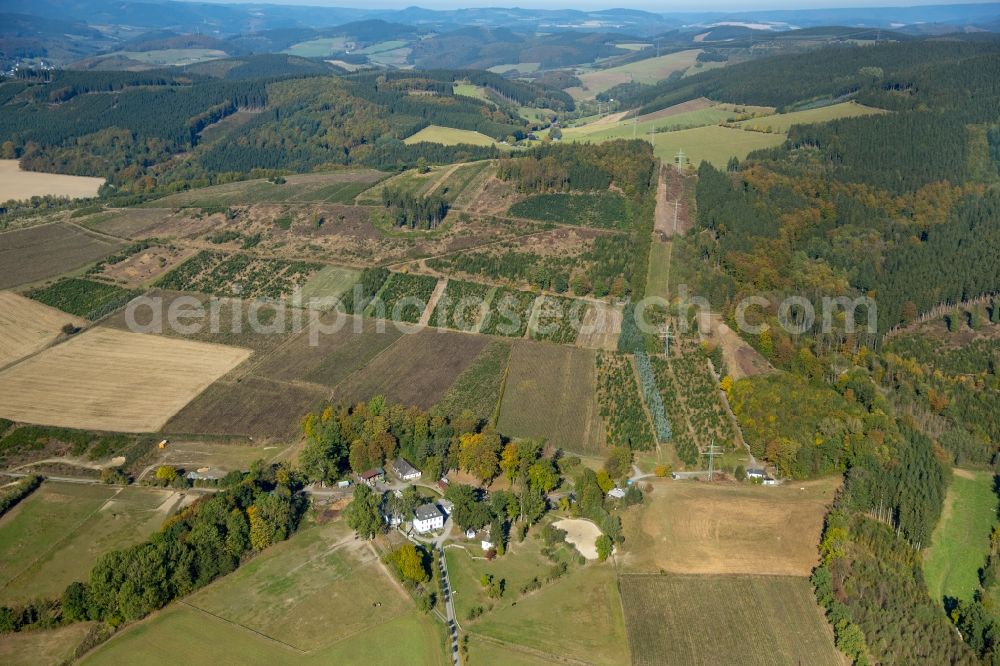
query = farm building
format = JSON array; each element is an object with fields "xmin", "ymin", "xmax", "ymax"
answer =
[
  {"xmin": 607, "ymin": 487, "xmax": 627, "ymax": 499},
  {"xmin": 413, "ymin": 503, "xmax": 444, "ymax": 533},
  {"xmin": 391, "ymin": 457, "xmax": 421, "ymax": 481},
  {"xmin": 481, "ymin": 539, "xmax": 494, "ymax": 551},
  {"xmin": 186, "ymin": 467, "xmax": 227, "ymax": 482},
  {"xmin": 439, "ymin": 499, "xmax": 455, "ymax": 516},
  {"xmin": 384, "ymin": 512, "xmax": 403, "ymax": 527},
  {"xmin": 360, "ymin": 467, "xmax": 385, "ymax": 486},
  {"xmin": 746, "ymin": 468, "xmax": 766, "ymax": 480}
]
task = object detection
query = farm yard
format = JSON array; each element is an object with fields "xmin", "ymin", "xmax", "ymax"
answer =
[
  {"xmin": 0, "ymin": 327, "xmax": 250, "ymax": 433},
  {"xmin": 0, "ymin": 223, "xmax": 123, "ymax": 289},
  {"xmin": 0, "ymin": 291, "xmax": 85, "ymax": 368},
  {"xmin": 0, "ymin": 482, "xmax": 186, "ymax": 604},
  {"xmin": 498, "ymin": 341, "xmax": 605, "ymax": 454},
  {"xmin": 619, "ymin": 574, "xmax": 840, "ymax": 666},
  {"xmin": 618, "ymin": 477, "xmax": 839, "ymax": 576}
]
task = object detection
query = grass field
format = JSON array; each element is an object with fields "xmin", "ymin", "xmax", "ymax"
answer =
[
  {"xmin": 0, "ymin": 621, "xmax": 95, "ymax": 666},
  {"xmin": 147, "ymin": 170, "xmax": 385, "ymax": 208},
  {"xmin": 0, "ymin": 291, "xmax": 85, "ymax": 368},
  {"xmin": 404, "ymin": 125, "xmax": 498, "ymax": 147},
  {"xmin": 568, "ymin": 49, "xmax": 703, "ymax": 99},
  {"xmin": 645, "ymin": 239, "xmax": 671, "ymax": 300},
  {"xmin": 736, "ymin": 101, "xmax": 887, "ymax": 133},
  {"xmin": 82, "ymin": 605, "xmax": 447, "ymax": 665},
  {"xmin": 284, "ymin": 37, "xmax": 348, "ymax": 58},
  {"xmin": 924, "ymin": 469, "xmax": 999, "ymax": 604},
  {"xmin": 465, "ymin": 636, "xmax": 556, "ymax": 666},
  {"xmin": 333, "ymin": 329, "xmax": 490, "ymax": 409},
  {"xmin": 471, "ymin": 564, "xmax": 627, "ymax": 665},
  {"xmin": 560, "ymin": 106, "xmax": 733, "ymax": 142},
  {"xmin": 651, "ymin": 124, "xmax": 787, "ymax": 167},
  {"xmin": 188, "ymin": 519, "xmax": 411, "ymax": 651},
  {"xmin": 0, "ymin": 222, "xmax": 122, "ymax": 290},
  {"xmin": 0, "ymin": 483, "xmax": 181, "ymax": 604},
  {"xmin": 453, "ymin": 83, "xmax": 491, "ymax": 102},
  {"xmin": 164, "ymin": 375, "xmax": 326, "ymax": 439},
  {"xmin": 619, "ymin": 574, "xmax": 840, "ymax": 666},
  {"xmin": 0, "ymin": 327, "xmax": 250, "ymax": 432},
  {"xmin": 298, "ymin": 265, "xmax": 360, "ymax": 306},
  {"xmin": 618, "ymin": 477, "xmax": 838, "ymax": 575},
  {"xmin": 497, "ymin": 341, "xmax": 605, "ymax": 454},
  {"xmin": 0, "ymin": 160, "xmax": 103, "ymax": 201},
  {"xmin": 117, "ymin": 49, "xmax": 227, "ymax": 66}
]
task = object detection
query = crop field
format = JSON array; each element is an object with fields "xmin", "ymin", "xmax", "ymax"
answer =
[
  {"xmin": 27, "ymin": 278, "xmax": 139, "ymax": 320},
  {"xmin": 509, "ymin": 192, "xmax": 629, "ymax": 229},
  {"xmin": 436, "ymin": 340, "xmax": 511, "ymax": 422},
  {"xmin": 0, "ymin": 291, "xmax": 85, "ymax": 368},
  {"xmin": 471, "ymin": 565, "xmax": 627, "ymax": 665},
  {"xmin": 156, "ymin": 250, "xmax": 324, "ymax": 299},
  {"xmin": 188, "ymin": 519, "xmax": 411, "ymax": 651},
  {"xmin": 370, "ymin": 272, "xmax": 439, "ymax": 323},
  {"xmin": 650, "ymin": 125, "xmax": 787, "ymax": 168},
  {"xmin": 333, "ymin": 328, "xmax": 490, "ymax": 409},
  {"xmin": 736, "ymin": 101, "xmax": 886, "ymax": 133},
  {"xmin": 498, "ymin": 341, "xmax": 605, "ymax": 453},
  {"xmin": 619, "ymin": 574, "xmax": 840, "ymax": 666},
  {"xmin": 529, "ymin": 295, "xmax": 585, "ymax": 344},
  {"xmin": 430, "ymin": 279, "xmax": 492, "ymax": 331},
  {"xmin": 0, "ymin": 483, "xmax": 182, "ymax": 604},
  {"xmin": 567, "ymin": 49, "xmax": 704, "ymax": 99},
  {"xmin": 924, "ymin": 469, "xmax": 999, "ymax": 604},
  {"xmin": 82, "ymin": 606, "xmax": 447, "ymax": 665},
  {"xmin": 164, "ymin": 375, "xmax": 326, "ymax": 439},
  {"xmin": 0, "ymin": 222, "xmax": 123, "ymax": 289},
  {"xmin": 0, "ymin": 160, "xmax": 104, "ymax": 201},
  {"xmin": 576, "ymin": 301, "xmax": 623, "ymax": 351},
  {"xmin": 618, "ymin": 477, "xmax": 839, "ymax": 575},
  {"xmin": 0, "ymin": 327, "xmax": 250, "ymax": 432},
  {"xmin": 252, "ymin": 315, "xmax": 404, "ymax": 388},
  {"xmin": 480, "ymin": 288, "xmax": 535, "ymax": 337},
  {"xmin": 404, "ymin": 125, "xmax": 497, "ymax": 147},
  {"xmin": 596, "ymin": 353, "xmax": 656, "ymax": 450},
  {"xmin": 148, "ymin": 170, "xmax": 386, "ymax": 208}
]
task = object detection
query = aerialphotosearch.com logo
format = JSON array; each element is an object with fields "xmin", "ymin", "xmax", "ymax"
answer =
[{"xmin": 123, "ymin": 282, "xmax": 878, "ymax": 345}]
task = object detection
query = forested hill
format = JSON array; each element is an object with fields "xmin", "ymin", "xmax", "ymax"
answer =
[{"xmin": 0, "ymin": 65, "xmax": 581, "ymax": 194}]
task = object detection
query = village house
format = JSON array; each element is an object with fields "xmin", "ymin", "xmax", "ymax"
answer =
[
  {"xmin": 360, "ymin": 466, "xmax": 385, "ymax": 487},
  {"xmin": 391, "ymin": 457, "xmax": 421, "ymax": 482},
  {"xmin": 413, "ymin": 503, "xmax": 444, "ymax": 533}
]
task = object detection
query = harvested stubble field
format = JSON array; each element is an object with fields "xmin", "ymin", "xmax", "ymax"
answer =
[
  {"xmin": 164, "ymin": 375, "xmax": 327, "ymax": 439},
  {"xmin": 0, "ymin": 327, "xmax": 250, "ymax": 432},
  {"xmin": 333, "ymin": 328, "xmax": 490, "ymax": 409},
  {"xmin": 497, "ymin": 340, "xmax": 605, "ymax": 454},
  {"xmin": 146, "ymin": 170, "xmax": 386, "ymax": 208},
  {"xmin": 0, "ymin": 222, "xmax": 123, "ymax": 289},
  {"xmin": 618, "ymin": 477, "xmax": 839, "ymax": 576},
  {"xmin": 0, "ymin": 291, "xmax": 85, "ymax": 368},
  {"xmin": 0, "ymin": 482, "xmax": 184, "ymax": 604},
  {"xmin": 618, "ymin": 574, "xmax": 840, "ymax": 666},
  {"xmin": 0, "ymin": 160, "xmax": 104, "ymax": 201},
  {"xmin": 404, "ymin": 125, "xmax": 497, "ymax": 147}
]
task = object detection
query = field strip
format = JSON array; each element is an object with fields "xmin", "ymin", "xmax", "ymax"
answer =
[
  {"xmin": 1, "ymin": 486, "xmax": 124, "ymax": 592},
  {"xmin": 64, "ymin": 219, "xmax": 127, "ymax": 244},
  {"xmin": 327, "ymin": 332, "xmax": 407, "ymax": 395},
  {"xmin": 420, "ymin": 278, "xmax": 449, "ymax": 326},
  {"xmin": 468, "ymin": 634, "xmax": 592, "ymax": 666},
  {"xmin": 423, "ymin": 163, "xmax": 461, "ymax": 197}
]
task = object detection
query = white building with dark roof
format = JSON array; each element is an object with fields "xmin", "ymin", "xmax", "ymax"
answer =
[{"xmin": 413, "ymin": 503, "xmax": 443, "ymax": 533}]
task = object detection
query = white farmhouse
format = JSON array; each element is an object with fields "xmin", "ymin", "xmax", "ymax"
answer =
[{"xmin": 413, "ymin": 503, "xmax": 444, "ymax": 533}]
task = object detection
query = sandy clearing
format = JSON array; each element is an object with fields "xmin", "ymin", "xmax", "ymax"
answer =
[
  {"xmin": 554, "ymin": 518, "xmax": 602, "ymax": 560},
  {"xmin": 0, "ymin": 160, "xmax": 104, "ymax": 201},
  {"xmin": 0, "ymin": 291, "xmax": 87, "ymax": 369},
  {"xmin": 0, "ymin": 327, "xmax": 251, "ymax": 432}
]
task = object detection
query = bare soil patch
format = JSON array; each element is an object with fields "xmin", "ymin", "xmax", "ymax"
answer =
[
  {"xmin": 0, "ymin": 291, "xmax": 85, "ymax": 369},
  {"xmin": 553, "ymin": 518, "xmax": 602, "ymax": 559},
  {"xmin": 618, "ymin": 477, "xmax": 839, "ymax": 576},
  {"xmin": 0, "ymin": 327, "xmax": 250, "ymax": 432},
  {"xmin": 98, "ymin": 245, "xmax": 196, "ymax": 287},
  {"xmin": 0, "ymin": 223, "xmax": 122, "ymax": 289}
]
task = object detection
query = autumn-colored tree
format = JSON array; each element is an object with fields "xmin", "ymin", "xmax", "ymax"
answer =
[
  {"xmin": 386, "ymin": 543, "xmax": 429, "ymax": 583},
  {"xmin": 500, "ymin": 442, "xmax": 519, "ymax": 484}
]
